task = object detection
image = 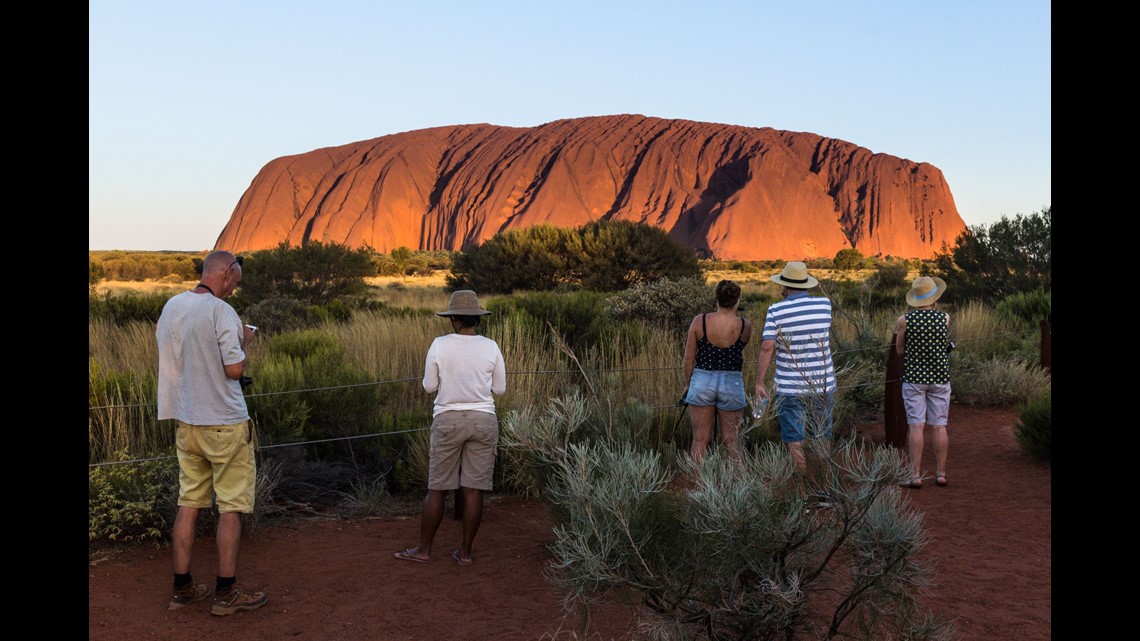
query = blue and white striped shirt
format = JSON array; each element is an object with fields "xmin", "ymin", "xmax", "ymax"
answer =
[{"xmin": 761, "ymin": 291, "xmax": 837, "ymax": 395}]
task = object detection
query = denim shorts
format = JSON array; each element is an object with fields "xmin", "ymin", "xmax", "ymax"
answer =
[
  {"xmin": 684, "ymin": 369, "xmax": 747, "ymax": 411},
  {"xmin": 902, "ymin": 383, "xmax": 951, "ymax": 426},
  {"xmin": 775, "ymin": 393, "xmax": 834, "ymax": 443}
]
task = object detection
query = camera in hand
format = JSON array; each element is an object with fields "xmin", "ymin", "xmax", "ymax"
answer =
[{"xmin": 239, "ymin": 375, "xmax": 253, "ymax": 390}]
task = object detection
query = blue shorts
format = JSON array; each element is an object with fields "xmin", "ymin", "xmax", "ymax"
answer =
[
  {"xmin": 684, "ymin": 369, "xmax": 747, "ymax": 411},
  {"xmin": 775, "ymin": 393, "xmax": 835, "ymax": 443}
]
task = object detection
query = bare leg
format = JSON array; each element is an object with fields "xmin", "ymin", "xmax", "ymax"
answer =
[
  {"xmin": 688, "ymin": 405, "xmax": 715, "ymax": 464},
  {"xmin": 172, "ymin": 506, "xmax": 200, "ymax": 574},
  {"xmin": 786, "ymin": 441, "xmax": 806, "ymax": 473},
  {"xmin": 216, "ymin": 511, "xmax": 242, "ymax": 577},
  {"xmin": 931, "ymin": 424, "xmax": 948, "ymax": 478},
  {"xmin": 414, "ymin": 489, "xmax": 446, "ymax": 558},
  {"xmin": 717, "ymin": 408, "xmax": 743, "ymax": 462},
  {"xmin": 906, "ymin": 422, "xmax": 926, "ymax": 484},
  {"xmin": 458, "ymin": 487, "xmax": 482, "ymax": 560}
]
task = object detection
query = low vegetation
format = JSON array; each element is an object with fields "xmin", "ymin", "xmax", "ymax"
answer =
[{"xmin": 90, "ymin": 211, "xmax": 1049, "ymax": 635}]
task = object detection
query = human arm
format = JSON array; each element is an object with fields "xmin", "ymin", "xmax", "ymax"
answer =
[
  {"xmin": 682, "ymin": 316, "xmax": 700, "ymax": 391},
  {"xmin": 422, "ymin": 340, "xmax": 441, "ymax": 393},
  {"xmin": 221, "ymin": 314, "xmax": 254, "ymax": 380},
  {"xmin": 753, "ymin": 338, "xmax": 775, "ymax": 400},
  {"xmin": 491, "ymin": 344, "xmax": 506, "ymax": 396}
]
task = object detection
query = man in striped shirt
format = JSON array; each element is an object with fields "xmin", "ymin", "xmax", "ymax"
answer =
[{"xmin": 754, "ymin": 262, "xmax": 837, "ymax": 474}]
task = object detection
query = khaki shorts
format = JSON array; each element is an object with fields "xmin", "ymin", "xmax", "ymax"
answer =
[
  {"xmin": 175, "ymin": 420, "xmax": 256, "ymax": 513},
  {"xmin": 428, "ymin": 410, "xmax": 498, "ymax": 491}
]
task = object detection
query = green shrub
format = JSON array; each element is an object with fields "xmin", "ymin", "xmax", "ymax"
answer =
[
  {"xmin": 88, "ymin": 291, "xmax": 172, "ymax": 325},
  {"xmin": 1013, "ymin": 390, "xmax": 1050, "ymax": 461},
  {"xmin": 952, "ymin": 357, "xmax": 1050, "ymax": 406},
  {"xmin": 88, "ymin": 452, "xmax": 178, "ymax": 543},
  {"xmin": 247, "ymin": 330, "xmax": 387, "ymax": 459},
  {"xmin": 996, "ymin": 289, "xmax": 1051, "ymax": 328},
  {"xmin": 873, "ymin": 260, "xmax": 910, "ymax": 289},
  {"xmin": 606, "ymin": 275, "xmax": 711, "ymax": 335},
  {"xmin": 243, "ymin": 296, "xmax": 322, "ymax": 334},
  {"xmin": 231, "ymin": 241, "xmax": 377, "ymax": 308},
  {"xmin": 501, "ymin": 393, "xmax": 953, "ymax": 641},
  {"xmin": 488, "ymin": 290, "xmax": 615, "ymax": 352},
  {"xmin": 448, "ymin": 220, "xmax": 700, "ymax": 293},
  {"xmin": 834, "ymin": 247, "xmax": 866, "ymax": 270}
]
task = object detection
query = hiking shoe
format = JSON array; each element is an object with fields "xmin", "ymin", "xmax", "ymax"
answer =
[
  {"xmin": 210, "ymin": 585, "xmax": 268, "ymax": 616},
  {"xmin": 168, "ymin": 583, "xmax": 210, "ymax": 610}
]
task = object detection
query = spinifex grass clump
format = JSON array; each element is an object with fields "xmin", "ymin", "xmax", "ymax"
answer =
[{"xmin": 502, "ymin": 393, "xmax": 955, "ymax": 641}]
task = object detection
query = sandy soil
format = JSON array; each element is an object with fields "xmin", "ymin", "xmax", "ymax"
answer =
[{"xmin": 87, "ymin": 404, "xmax": 1050, "ymax": 640}]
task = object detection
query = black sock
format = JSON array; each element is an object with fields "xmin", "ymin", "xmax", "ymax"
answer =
[
  {"xmin": 173, "ymin": 573, "xmax": 192, "ymax": 590},
  {"xmin": 216, "ymin": 576, "xmax": 236, "ymax": 592}
]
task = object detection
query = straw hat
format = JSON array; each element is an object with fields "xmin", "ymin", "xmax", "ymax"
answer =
[
  {"xmin": 906, "ymin": 276, "xmax": 947, "ymax": 307},
  {"xmin": 770, "ymin": 261, "xmax": 819, "ymax": 289},
  {"xmin": 437, "ymin": 290, "xmax": 492, "ymax": 316}
]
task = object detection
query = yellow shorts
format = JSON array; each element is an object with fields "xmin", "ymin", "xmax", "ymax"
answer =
[{"xmin": 175, "ymin": 420, "xmax": 256, "ymax": 513}]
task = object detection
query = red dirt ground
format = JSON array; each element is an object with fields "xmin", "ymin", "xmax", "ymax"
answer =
[{"xmin": 87, "ymin": 404, "xmax": 1050, "ymax": 640}]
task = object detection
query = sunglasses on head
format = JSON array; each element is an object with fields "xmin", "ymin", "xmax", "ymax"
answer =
[{"xmin": 230, "ymin": 256, "xmax": 244, "ymax": 269}]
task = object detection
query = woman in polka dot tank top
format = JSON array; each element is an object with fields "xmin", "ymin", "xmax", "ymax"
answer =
[
  {"xmin": 895, "ymin": 276, "xmax": 952, "ymax": 490},
  {"xmin": 682, "ymin": 280, "xmax": 753, "ymax": 464}
]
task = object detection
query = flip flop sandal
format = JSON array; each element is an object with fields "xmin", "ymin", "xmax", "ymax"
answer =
[{"xmin": 394, "ymin": 548, "xmax": 429, "ymax": 563}]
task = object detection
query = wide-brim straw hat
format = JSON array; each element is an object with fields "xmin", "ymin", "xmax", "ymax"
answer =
[
  {"xmin": 906, "ymin": 276, "xmax": 947, "ymax": 307},
  {"xmin": 437, "ymin": 289, "xmax": 492, "ymax": 316},
  {"xmin": 770, "ymin": 261, "xmax": 819, "ymax": 289}
]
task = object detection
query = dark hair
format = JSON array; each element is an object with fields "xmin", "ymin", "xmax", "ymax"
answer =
[
  {"xmin": 715, "ymin": 280, "xmax": 741, "ymax": 308},
  {"xmin": 452, "ymin": 315, "xmax": 482, "ymax": 328}
]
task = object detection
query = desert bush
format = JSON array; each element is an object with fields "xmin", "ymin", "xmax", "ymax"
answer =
[
  {"xmin": 834, "ymin": 247, "xmax": 866, "ymax": 270},
  {"xmin": 448, "ymin": 220, "xmax": 700, "ymax": 293},
  {"xmin": 448, "ymin": 224, "xmax": 581, "ymax": 293},
  {"xmin": 247, "ymin": 330, "xmax": 386, "ymax": 458},
  {"xmin": 606, "ymin": 275, "xmax": 712, "ymax": 335},
  {"xmin": 872, "ymin": 260, "xmax": 910, "ymax": 290},
  {"xmin": 89, "ymin": 250, "xmax": 201, "ymax": 282},
  {"xmin": 489, "ymin": 290, "xmax": 615, "ymax": 353},
  {"xmin": 1013, "ymin": 389, "xmax": 1051, "ymax": 461},
  {"xmin": 231, "ymin": 241, "xmax": 377, "ymax": 308},
  {"xmin": 501, "ymin": 393, "xmax": 953, "ymax": 641},
  {"xmin": 88, "ymin": 452, "xmax": 178, "ymax": 543},
  {"xmin": 952, "ymin": 357, "xmax": 1050, "ymax": 406},
  {"xmin": 89, "ymin": 290, "xmax": 173, "ymax": 325},
  {"xmin": 995, "ymin": 289, "xmax": 1051, "ymax": 329},
  {"xmin": 932, "ymin": 207, "xmax": 1051, "ymax": 304}
]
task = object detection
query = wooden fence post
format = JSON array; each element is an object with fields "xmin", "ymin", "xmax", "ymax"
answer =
[
  {"xmin": 884, "ymin": 333, "xmax": 907, "ymax": 448},
  {"xmin": 1040, "ymin": 318, "xmax": 1051, "ymax": 374}
]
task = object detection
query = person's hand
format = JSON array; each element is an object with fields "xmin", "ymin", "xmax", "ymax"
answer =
[
  {"xmin": 242, "ymin": 324, "xmax": 257, "ymax": 348},
  {"xmin": 755, "ymin": 382, "xmax": 769, "ymax": 400}
]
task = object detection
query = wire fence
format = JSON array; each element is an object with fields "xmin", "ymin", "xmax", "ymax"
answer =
[{"xmin": 89, "ymin": 325, "xmax": 1049, "ymax": 469}]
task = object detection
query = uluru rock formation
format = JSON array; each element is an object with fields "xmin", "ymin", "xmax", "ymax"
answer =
[{"xmin": 215, "ymin": 114, "xmax": 966, "ymax": 260}]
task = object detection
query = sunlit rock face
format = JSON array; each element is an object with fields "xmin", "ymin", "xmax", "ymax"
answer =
[{"xmin": 215, "ymin": 114, "xmax": 966, "ymax": 260}]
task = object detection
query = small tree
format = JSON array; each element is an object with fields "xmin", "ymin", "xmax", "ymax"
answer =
[
  {"xmin": 575, "ymin": 220, "xmax": 701, "ymax": 290},
  {"xmin": 447, "ymin": 225, "xmax": 581, "ymax": 293},
  {"xmin": 833, "ymin": 247, "xmax": 865, "ymax": 271},
  {"xmin": 231, "ymin": 241, "xmax": 378, "ymax": 308},
  {"xmin": 932, "ymin": 207, "xmax": 1051, "ymax": 303}
]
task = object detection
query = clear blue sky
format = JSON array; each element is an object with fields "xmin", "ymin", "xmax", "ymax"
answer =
[{"xmin": 89, "ymin": 0, "xmax": 1050, "ymax": 251}]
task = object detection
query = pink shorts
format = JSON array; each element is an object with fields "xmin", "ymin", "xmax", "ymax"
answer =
[
  {"xmin": 902, "ymin": 383, "xmax": 951, "ymax": 426},
  {"xmin": 427, "ymin": 410, "xmax": 498, "ymax": 491}
]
